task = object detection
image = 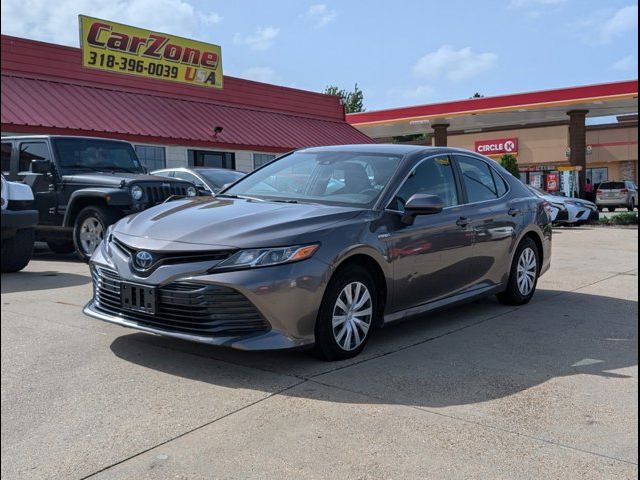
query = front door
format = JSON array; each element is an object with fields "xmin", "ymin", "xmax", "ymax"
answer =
[
  {"xmin": 386, "ymin": 154, "xmax": 476, "ymax": 312},
  {"xmin": 16, "ymin": 140, "xmax": 60, "ymax": 225}
]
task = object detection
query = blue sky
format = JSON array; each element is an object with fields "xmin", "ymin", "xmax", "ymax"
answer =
[{"xmin": 1, "ymin": 0, "xmax": 637, "ymax": 111}]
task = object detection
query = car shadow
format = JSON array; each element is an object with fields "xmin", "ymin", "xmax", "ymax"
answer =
[
  {"xmin": 1, "ymin": 270, "xmax": 90, "ymax": 293},
  {"xmin": 109, "ymin": 289, "xmax": 637, "ymax": 409}
]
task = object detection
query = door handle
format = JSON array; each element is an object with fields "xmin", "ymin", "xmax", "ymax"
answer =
[
  {"xmin": 456, "ymin": 217, "xmax": 470, "ymax": 227},
  {"xmin": 508, "ymin": 208, "xmax": 522, "ymax": 217}
]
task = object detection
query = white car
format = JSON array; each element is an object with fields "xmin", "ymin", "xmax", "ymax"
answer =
[
  {"xmin": 527, "ymin": 186, "xmax": 599, "ymax": 225},
  {"xmin": 1, "ymin": 175, "xmax": 38, "ymax": 272}
]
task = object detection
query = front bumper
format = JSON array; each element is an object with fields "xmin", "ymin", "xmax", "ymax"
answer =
[
  {"xmin": 84, "ymin": 244, "xmax": 332, "ymax": 350},
  {"xmin": 1, "ymin": 209, "xmax": 38, "ymax": 230}
]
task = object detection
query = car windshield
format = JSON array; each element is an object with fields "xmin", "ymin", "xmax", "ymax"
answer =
[
  {"xmin": 224, "ymin": 150, "xmax": 402, "ymax": 207},
  {"xmin": 200, "ymin": 169, "xmax": 245, "ymax": 188},
  {"xmin": 52, "ymin": 138, "xmax": 144, "ymax": 174}
]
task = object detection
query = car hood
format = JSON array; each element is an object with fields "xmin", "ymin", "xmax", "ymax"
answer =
[
  {"xmin": 543, "ymin": 194, "xmax": 596, "ymax": 209},
  {"xmin": 113, "ymin": 196, "xmax": 363, "ymax": 249},
  {"xmin": 64, "ymin": 172, "xmax": 190, "ymax": 187}
]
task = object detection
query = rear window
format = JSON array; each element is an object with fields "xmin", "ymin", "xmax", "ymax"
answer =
[{"xmin": 599, "ymin": 182, "xmax": 625, "ymax": 190}]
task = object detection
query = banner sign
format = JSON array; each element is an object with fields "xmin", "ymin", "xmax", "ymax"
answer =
[
  {"xmin": 79, "ymin": 15, "xmax": 223, "ymax": 88},
  {"xmin": 475, "ymin": 138, "xmax": 518, "ymax": 156}
]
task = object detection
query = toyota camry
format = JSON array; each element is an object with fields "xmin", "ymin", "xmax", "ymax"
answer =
[{"xmin": 84, "ymin": 145, "xmax": 552, "ymax": 360}]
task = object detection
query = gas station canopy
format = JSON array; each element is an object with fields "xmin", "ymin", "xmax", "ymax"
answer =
[{"xmin": 347, "ymin": 80, "xmax": 638, "ymax": 138}]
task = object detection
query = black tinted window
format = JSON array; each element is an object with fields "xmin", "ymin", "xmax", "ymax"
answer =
[
  {"xmin": 391, "ymin": 155, "xmax": 459, "ymax": 211},
  {"xmin": 456, "ymin": 156, "xmax": 499, "ymax": 203},
  {"xmin": 493, "ymin": 170, "xmax": 508, "ymax": 197},
  {"xmin": 19, "ymin": 142, "xmax": 50, "ymax": 172},
  {"xmin": 1, "ymin": 143, "xmax": 11, "ymax": 174}
]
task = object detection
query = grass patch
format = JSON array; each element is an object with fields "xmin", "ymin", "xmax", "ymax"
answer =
[{"xmin": 598, "ymin": 212, "xmax": 639, "ymax": 226}]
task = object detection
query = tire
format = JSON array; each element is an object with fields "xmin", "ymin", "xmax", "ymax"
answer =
[
  {"xmin": 47, "ymin": 240, "xmax": 76, "ymax": 254},
  {"xmin": 73, "ymin": 205, "xmax": 121, "ymax": 262},
  {"xmin": 628, "ymin": 199, "xmax": 635, "ymax": 212},
  {"xmin": 1, "ymin": 228, "xmax": 35, "ymax": 273},
  {"xmin": 314, "ymin": 264, "xmax": 379, "ymax": 361},
  {"xmin": 497, "ymin": 237, "xmax": 540, "ymax": 306}
]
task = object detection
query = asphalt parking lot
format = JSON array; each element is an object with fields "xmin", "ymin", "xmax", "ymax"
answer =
[{"xmin": 1, "ymin": 227, "xmax": 638, "ymax": 480}]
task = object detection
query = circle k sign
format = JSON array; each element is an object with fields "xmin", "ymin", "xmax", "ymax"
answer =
[{"xmin": 474, "ymin": 138, "xmax": 519, "ymax": 155}]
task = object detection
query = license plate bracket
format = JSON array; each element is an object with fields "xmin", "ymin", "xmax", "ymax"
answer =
[{"xmin": 121, "ymin": 282, "xmax": 158, "ymax": 315}]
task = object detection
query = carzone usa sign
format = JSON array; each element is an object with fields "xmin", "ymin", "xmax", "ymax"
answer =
[
  {"xmin": 475, "ymin": 138, "xmax": 518, "ymax": 155},
  {"xmin": 79, "ymin": 15, "xmax": 223, "ymax": 88}
]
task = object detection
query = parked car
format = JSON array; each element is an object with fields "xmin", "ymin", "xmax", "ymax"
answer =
[
  {"xmin": 151, "ymin": 167, "xmax": 245, "ymax": 194},
  {"xmin": 1, "ymin": 136, "xmax": 198, "ymax": 261},
  {"xmin": 595, "ymin": 181, "xmax": 638, "ymax": 212},
  {"xmin": 84, "ymin": 145, "xmax": 552, "ymax": 360},
  {"xmin": 527, "ymin": 186, "xmax": 598, "ymax": 225},
  {"xmin": 1, "ymin": 174, "xmax": 38, "ymax": 272}
]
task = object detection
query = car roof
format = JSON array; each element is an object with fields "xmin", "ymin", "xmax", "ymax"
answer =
[
  {"xmin": 1, "ymin": 134, "xmax": 132, "ymax": 144},
  {"xmin": 153, "ymin": 167, "xmax": 243, "ymax": 174},
  {"xmin": 299, "ymin": 143, "xmax": 478, "ymax": 157}
]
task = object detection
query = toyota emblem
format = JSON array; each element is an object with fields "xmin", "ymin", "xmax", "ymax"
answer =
[{"xmin": 134, "ymin": 250, "xmax": 154, "ymax": 269}]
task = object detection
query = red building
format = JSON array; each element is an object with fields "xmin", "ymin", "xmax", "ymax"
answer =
[{"xmin": 1, "ymin": 35, "xmax": 373, "ymax": 172}]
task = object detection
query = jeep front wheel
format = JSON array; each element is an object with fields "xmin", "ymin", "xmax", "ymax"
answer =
[{"xmin": 73, "ymin": 206, "xmax": 121, "ymax": 262}]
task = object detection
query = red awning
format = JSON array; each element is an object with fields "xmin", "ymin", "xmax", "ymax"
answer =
[{"xmin": 1, "ymin": 74, "xmax": 373, "ymax": 151}]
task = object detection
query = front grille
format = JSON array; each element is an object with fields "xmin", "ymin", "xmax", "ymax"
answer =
[
  {"xmin": 144, "ymin": 184, "xmax": 188, "ymax": 204},
  {"xmin": 92, "ymin": 267, "xmax": 270, "ymax": 337}
]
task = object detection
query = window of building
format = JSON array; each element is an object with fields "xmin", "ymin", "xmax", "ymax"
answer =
[
  {"xmin": 455, "ymin": 155, "xmax": 499, "ymax": 203},
  {"xmin": 1, "ymin": 142, "xmax": 11, "ymax": 174},
  {"xmin": 135, "ymin": 145, "xmax": 166, "ymax": 171},
  {"xmin": 586, "ymin": 167, "xmax": 608, "ymax": 185},
  {"xmin": 390, "ymin": 155, "xmax": 459, "ymax": 211},
  {"xmin": 19, "ymin": 142, "xmax": 50, "ymax": 172},
  {"xmin": 253, "ymin": 153, "xmax": 276, "ymax": 169},
  {"xmin": 188, "ymin": 150, "xmax": 235, "ymax": 169}
]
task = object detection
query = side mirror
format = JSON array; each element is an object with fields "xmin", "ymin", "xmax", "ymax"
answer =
[
  {"xmin": 197, "ymin": 185, "xmax": 213, "ymax": 196},
  {"xmin": 31, "ymin": 159, "xmax": 52, "ymax": 174},
  {"xmin": 402, "ymin": 194, "xmax": 444, "ymax": 225}
]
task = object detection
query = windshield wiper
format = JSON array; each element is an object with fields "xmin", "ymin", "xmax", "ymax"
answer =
[
  {"xmin": 216, "ymin": 193, "xmax": 265, "ymax": 202},
  {"xmin": 270, "ymin": 199, "xmax": 299, "ymax": 203}
]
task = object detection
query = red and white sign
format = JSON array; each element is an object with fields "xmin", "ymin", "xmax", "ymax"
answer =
[{"xmin": 475, "ymin": 138, "xmax": 518, "ymax": 155}]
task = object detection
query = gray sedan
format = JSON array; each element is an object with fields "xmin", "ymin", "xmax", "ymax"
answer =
[{"xmin": 84, "ymin": 145, "xmax": 552, "ymax": 360}]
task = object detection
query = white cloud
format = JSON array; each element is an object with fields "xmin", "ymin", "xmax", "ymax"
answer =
[
  {"xmin": 236, "ymin": 67, "xmax": 280, "ymax": 84},
  {"xmin": 387, "ymin": 84, "xmax": 435, "ymax": 101},
  {"xmin": 413, "ymin": 45, "xmax": 498, "ymax": 82},
  {"xmin": 600, "ymin": 5, "xmax": 638, "ymax": 43},
  {"xmin": 233, "ymin": 26, "xmax": 279, "ymax": 51},
  {"xmin": 304, "ymin": 4, "xmax": 336, "ymax": 28},
  {"xmin": 612, "ymin": 55, "xmax": 637, "ymax": 71},
  {"xmin": 0, "ymin": 0, "xmax": 222, "ymax": 47}
]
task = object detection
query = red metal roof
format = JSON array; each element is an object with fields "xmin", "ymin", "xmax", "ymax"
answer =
[
  {"xmin": 348, "ymin": 80, "xmax": 639, "ymax": 126},
  {"xmin": 1, "ymin": 35, "xmax": 373, "ymax": 151}
]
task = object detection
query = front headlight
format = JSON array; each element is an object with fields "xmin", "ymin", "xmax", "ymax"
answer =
[
  {"xmin": 214, "ymin": 244, "xmax": 319, "ymax": 271},
  {"xmin": 131, "ymin": 185, "xmax": 144, "ymax": 201},
  {"xmin": 551, "ymin": 202, "xmax": 566, "ymax": 211},
  {"xmin": 566, "ymin": 200, "xmax": 584, "ymax": 208},
  {"xmin": 186, "ymin": 186, "xmax": 197, "ymax": 197}
]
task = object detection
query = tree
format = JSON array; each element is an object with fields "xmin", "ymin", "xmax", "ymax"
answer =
[
  {"xmin": 324, "ymin": 83, "xmax": 365, "ymax": 113},
  {"xmin": 499, "ymin": 154, "xmax": 520, "ymax": 178},
  {"xmin": 470, "ymin": 92, "xmax": 484, "ymax": 98}
]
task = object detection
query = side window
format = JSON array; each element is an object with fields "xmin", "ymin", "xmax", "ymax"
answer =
[
  {"xmin": 390, "ymin": 155, "xmax": 459, "ymax": 211},
  {"xmin": 19, "ymin": 142, "xmax": 50, "ymax": 172},
  {"xmin": 173, "ymin": 171, "xmax": 204, "ymax": 187},
  {"xmin": 1, "ymin": 142, "xmax": 11, "ymax": 174},
  {"xmin": 455, "ymin": 156, "xmax": 500, "ymax": 203},
  {"xmin": 492, "ymin": 170, "xmax": 509, "ymax": 197}
]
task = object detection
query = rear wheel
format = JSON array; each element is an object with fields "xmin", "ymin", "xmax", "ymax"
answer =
[
  {"xmin": 73, "ymin": 206, "xmax": 121, "ymax": 262},
  {"xmin": 47, "ymin": 240, "xmax": 75, "ymax": 254},
  {"xmin": 497, "ymin": 237, "xmax": 539, "ymax": 306},
  {"xmin": 628, "ymin": 199, "xmax": 635, "ymax": 212},
  {"xmin": 314, "ymin": 265, "xmax": 378, "ymax": 361},
  {"xmin": 1, "ymin": 228, "xmax": 35, "ymax": 273}
]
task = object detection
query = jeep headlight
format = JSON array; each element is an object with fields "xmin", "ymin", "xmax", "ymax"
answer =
[
  {"xmin": 131, "ymin": 185, "xmax": 144, "ymax": 201},
  {"xmin": 186, "ymin": 186, "xmax": 197, "ymax": 197},
  {"xmin": 214, "ymin": 244, "xmax": 319, "ymax": 271}
]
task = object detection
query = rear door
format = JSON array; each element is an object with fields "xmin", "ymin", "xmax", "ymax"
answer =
[
  {"xmin": 386, "ymin": 154, "xmax": 476, "ymax": 312},
  {"xmin": 452, "ymin": 154, "xmax": 523, "ymax": 287}
]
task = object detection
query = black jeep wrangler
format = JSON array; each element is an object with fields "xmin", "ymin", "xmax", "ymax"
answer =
[{"xmin": 1, "ymin": 136, "xmax": 197, "ymax": 261}]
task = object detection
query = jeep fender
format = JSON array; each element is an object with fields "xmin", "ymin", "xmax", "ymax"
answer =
[{"xmin": 63, "ymin": 188, "xmax": 130, "ymax": 227}]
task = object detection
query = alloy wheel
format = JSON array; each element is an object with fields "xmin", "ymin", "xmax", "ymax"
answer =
[
  {"xmin": 79, "ymin": 216, "xmax": 104, "ymax": 256},
  {"xmin": 332, "ymin": 281, "xmax": 372, "ymax": 351},
  {"xmin": 516, "ymin": 247, "xmax": 537, "ymax": 296}
]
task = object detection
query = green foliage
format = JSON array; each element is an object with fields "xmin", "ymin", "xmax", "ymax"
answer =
[
  {"xmin": 391, "ymin": 133, "xmax": 428, "ymax": 144},
  {"xmin": 324, "ymin": 83, "xmax": 365, "ymax": 113},
  {"xmin": 499, "ymin": 154, "xmax": 520, "ymax": 178},
  {"xmin": 598, "ymin": 212, "xmax": 638, "ymax": 226}
]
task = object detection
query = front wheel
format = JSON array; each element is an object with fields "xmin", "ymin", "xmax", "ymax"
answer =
[
  {"xmin": 73, "ymin": 206, "xmax": 121, "ymax": 262},
  {"xmin": 314, "ymin": 265, "xmax": 378, "ymax": 361},
  {"xmin": 1, "ymin": 228, "xmax": 35, "ymax": 273},
  {"xmin": 497, "ymin": 238, "xmax": 540, "ymax": 306}
]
